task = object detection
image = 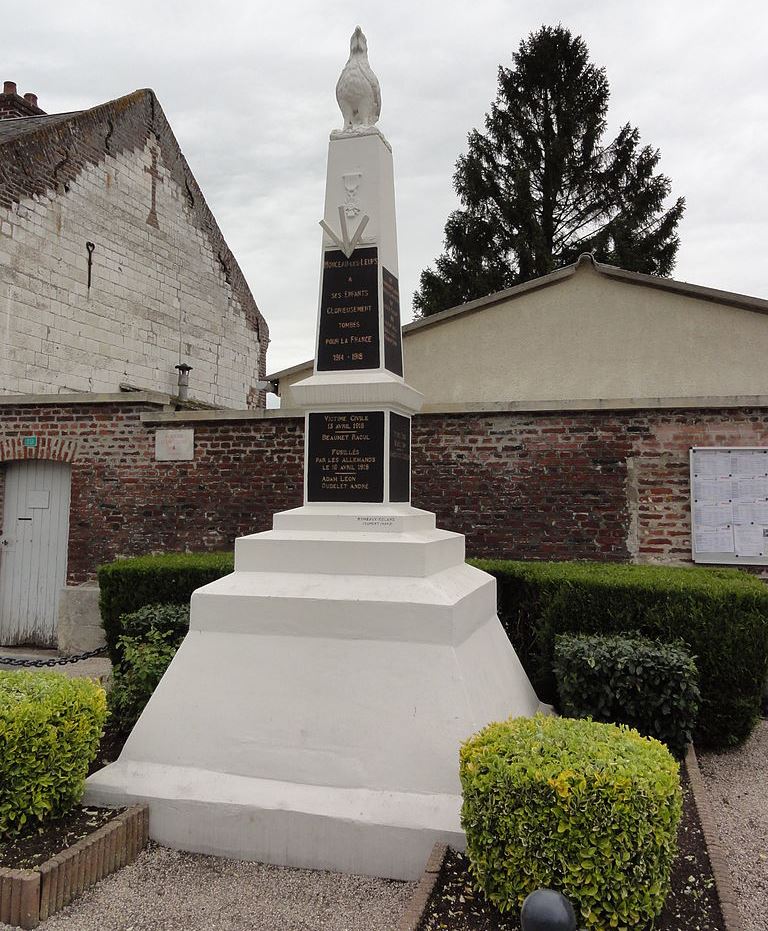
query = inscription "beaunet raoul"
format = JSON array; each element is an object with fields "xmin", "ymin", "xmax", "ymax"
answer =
[
  {"xmin": 307, "ymin": 411, "xmax": 385, "ymax": 502},
  {"xmin": 316, "ymin": 247, "xmax": 380, "ymax": 371}
]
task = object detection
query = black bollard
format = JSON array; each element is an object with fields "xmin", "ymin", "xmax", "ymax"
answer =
[{"xmin": 520, "ymin": 889, "xmax": 577, "ymax": 931}]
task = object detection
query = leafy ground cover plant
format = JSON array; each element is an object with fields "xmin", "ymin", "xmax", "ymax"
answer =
[
  {"xmin": 0, "ymin": 671, "xmax": 107, "ymax": 838},
  {"xmin": 460, "ymin": 714, "xmax": 682, "ymax": 930},
  {"xmin": 98, "ymin": 551, "xmax": 233, "ymax": 664},
  {"xmin": 470, "ymin": 559, "xmax": 768, "ymax": 749},
  {"xmin": 108, "ymin": 604, "xmax": 189, "ymax": 733},
  {"xmin": 554, "ymin": 632, "xmax": 700, "ymax": 757}
]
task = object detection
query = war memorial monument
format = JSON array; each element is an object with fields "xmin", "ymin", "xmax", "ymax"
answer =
[{"xmin": 86, "ymin": 27, "xmax": 545, "ymax": 880}]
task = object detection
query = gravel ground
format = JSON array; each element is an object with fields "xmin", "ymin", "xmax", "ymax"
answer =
[
  {"xmin": 699, "ymin": 719, "xmax": 768, "ymax": 931},
  {"xmin": 1, "ymin": 724, "xmax": 762, "ymax": 930},
  {"xmin": 0, "ymin": 844, "xmax": 414, "ymax": 931}
]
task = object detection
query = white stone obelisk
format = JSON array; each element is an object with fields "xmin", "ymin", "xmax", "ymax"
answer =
[{"xmin": 85, "ymin": 27, "xmax": 546, "ymax": 881}]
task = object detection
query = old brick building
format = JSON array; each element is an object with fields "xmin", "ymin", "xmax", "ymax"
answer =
[
  {"xmin": 0, "ymin": 80, "xmax": 267, "ymax": 404},
  {"xmin": 0, "ymin": 80, "xmax": 268, "ymax": 646}
]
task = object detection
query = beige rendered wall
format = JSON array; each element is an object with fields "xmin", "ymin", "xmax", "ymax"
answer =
[
  {"xmin": 403, "ymin": 264, "xmax": 768, "ymax": 406},
  {"xmin": 277, "ymin": 262, "xmax": 768, "ymax": 409}
]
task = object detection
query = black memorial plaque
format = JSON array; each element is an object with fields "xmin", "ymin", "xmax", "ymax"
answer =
[
  {"xmin": 382, "ymin": 267, "xmax": 403, "ymax": 376},
  {"xmin": 307, "ymin": 411, "xmax": 385, "ymax": 502},
  {"xmin": 317, "ymin": 247, "xmax": 380, "ymax": 371},
  {"xmin": 389, "ymin": 412, "xmax": 410, "ymax": 502}
]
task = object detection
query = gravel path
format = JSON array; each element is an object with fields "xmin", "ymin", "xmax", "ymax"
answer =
[
  {"xmin": 0, "ymin": 844, "xmax": 414, "ymax": 931},
  {"xmin": 699, "ymin": 719, "xmax": 768, "ymax": 931},
  {"xmin": 2, "ymin": 726, "xmax": 763, "ymax": 930}
]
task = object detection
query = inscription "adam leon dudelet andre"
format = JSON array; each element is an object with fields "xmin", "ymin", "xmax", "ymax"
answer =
[{"xmin": 307, "ymin": 411, "xmax": 385, "ymax": 502}]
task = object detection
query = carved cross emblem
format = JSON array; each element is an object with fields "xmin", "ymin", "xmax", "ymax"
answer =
[{"xmin": 144, "ymin": 147, "xmax": 163, "ymax": 229}]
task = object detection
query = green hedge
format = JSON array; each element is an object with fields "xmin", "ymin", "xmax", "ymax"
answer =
[
  {"xmin": 0, "ymin": 671, "xmax": 107, "ymax": 839},
  {"xmin": 554, "ymin": 633, "xmax": 700, "ymax": 757},
  {"xmin": 470, "ymin": 559, "xmax": 768, "ymax": 749},
  {"xmin": 460, "ymin": 714, "xmax": 681, "ymax": 929},
  {"xmin": 98, "ymin": 552, "xmax": 233, "ymax": 665}
]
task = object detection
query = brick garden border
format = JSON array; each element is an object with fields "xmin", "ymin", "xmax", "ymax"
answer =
[
  {"xmin": 0, "ymin": 804, "xmax": 148, "ymax": 929},
  {"xmin": 395, "ymin": 842, "xmax": 449, "ymax": 931},
  {"xmin": 685, "ymin": 745, "xmax": 745, "ymax": 931},
  {"xmin": 396, "ymin": 748, "xmax": 745, "ymax": 931}
]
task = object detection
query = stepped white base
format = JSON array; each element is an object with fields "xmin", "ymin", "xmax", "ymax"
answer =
[
  {"xmin": 83, "ymin": 763, "xmax": 463, "ymax": 880},
  {"xmin": 86, "ymin": 505, "xmax": 546, "ymax": 879}
]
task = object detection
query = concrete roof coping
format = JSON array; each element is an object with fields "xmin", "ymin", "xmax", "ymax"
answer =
[
  {"xmin": 140, "ymin": 407, "xmax": 305, "ymax": 425},
  {"xmin": 137, "ymin": 395, "xmax": 768, "ymax": 424},
  {"xmin": 0, "ymin": 390, "xmax": 173, "ymax": 408}
]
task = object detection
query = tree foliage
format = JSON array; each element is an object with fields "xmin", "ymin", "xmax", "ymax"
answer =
[{"xmin": 414, "ymin": 25, "xmax": 685, "ymax": 316}]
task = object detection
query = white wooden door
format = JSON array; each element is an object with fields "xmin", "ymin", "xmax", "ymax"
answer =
[{"xmin": 0, "ymin": 461, "xmax": 71, "ymax": 646}]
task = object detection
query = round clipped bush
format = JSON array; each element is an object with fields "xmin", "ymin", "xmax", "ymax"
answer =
[
  {"xmin": 0, "ymin": 671, "xmax": 107, "ymax": 838},
  {"xmin": 460, "ymin": 714, "xmax": 682, "ymax": 930}
]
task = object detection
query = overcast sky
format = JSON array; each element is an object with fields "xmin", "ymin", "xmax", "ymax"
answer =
[{"xmin": 7, "ymin": 0, "xmax": 768, "ymax": 377}]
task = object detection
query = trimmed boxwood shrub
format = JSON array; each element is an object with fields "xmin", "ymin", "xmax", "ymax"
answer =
[
  {"xmin": 0, "ymin": 671, "xmax": 107, "ymax": 838},
  {"xmin": 554, "ymin": 632, "xmax": 700, "ymax": 757},
  {"xmin": 98, "ymin": 552, "xmax": 233, "ymax": 664},
  {"xmin": 460, "ymin": 714, "xmax": 682, "ymax": 930},
  {"xmin": 470, "ymin": 559, "xmax": 768, "ymax": 749}
]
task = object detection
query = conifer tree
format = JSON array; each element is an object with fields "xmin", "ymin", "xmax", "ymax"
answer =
[{"xmin": 414, "ymin": 25, "xmax": 685, "ymax": 317}]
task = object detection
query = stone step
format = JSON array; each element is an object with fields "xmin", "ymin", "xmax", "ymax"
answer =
[
  {"xmin": 234, "ymin": 527, "xmax": 465, "ymax": 577},
  {"xmin": 85, "ymin": 760, "xmax": 463, "ymax": 881},
  {"xmin": 191, "ymin": 562, "xmax": 496, "ymax": 644}
]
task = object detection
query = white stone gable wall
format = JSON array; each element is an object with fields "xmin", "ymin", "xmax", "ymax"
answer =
[{"xmin": 0, "ymin": 138, "xmax": 261, "ymax": 407}]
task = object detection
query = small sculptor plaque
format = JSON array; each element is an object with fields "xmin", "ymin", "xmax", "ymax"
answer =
[
  {"xmin": 317, "ymin": 247, "xmax": 380, "ymax": 371},
  {"xmin": 307, "ymin": 411, "xmax": 385, "ymax": 502},
  {"xmin": 382, "ymin": 267, "xmax": 403, "ymax": 376}
]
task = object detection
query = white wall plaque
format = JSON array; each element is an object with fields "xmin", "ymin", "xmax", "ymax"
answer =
[
  {"xmin": 155, "ymin": 429, "xmax": 194, "ymax": 462},
  {"xmin": 690, "ymin": 447, "xmax": 768, "ymax": 565}
]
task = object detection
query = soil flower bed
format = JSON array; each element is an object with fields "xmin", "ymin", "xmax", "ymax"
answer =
[
  {"xmin": 0, "ymin": 808, "xmax": 120, "ymax": 871},
  {"xmin": 419, "ymin": 774, "xmax": 724, "ymax": 931},
  {"xmin": 0, "ymin": 727, "xmax": 144, "ymax": 928}
]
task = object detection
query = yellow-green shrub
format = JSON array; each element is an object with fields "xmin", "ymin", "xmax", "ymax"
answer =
[
  {"xmin": 0, "ymin": 671, "xmax": 107, "ymax": 838},
  {"xmin": 460, "ymin": 714, "xmax": 682, "ymax": 930}
]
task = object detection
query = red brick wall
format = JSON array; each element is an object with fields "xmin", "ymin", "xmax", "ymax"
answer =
[
  {"xmin": 0, "ymin": 404, "xmax": 303, "ymax": 583},
  {"xmin": 414, "ymin": 409, "xmax": 768, "ymax": 569},
  {"xmin": 413, "ymin": 412, "xmax": 633, "ymax": 561},
  {"xmin": 2, "ymin": 402, "xmax": 768, "ymax": 582}
]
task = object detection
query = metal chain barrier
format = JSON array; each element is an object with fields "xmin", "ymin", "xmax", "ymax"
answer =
[{"xmin": 0, "ymin": 646, "xmax": 108, "ymax": 668}]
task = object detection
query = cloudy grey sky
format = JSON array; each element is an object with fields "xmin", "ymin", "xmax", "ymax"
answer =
[{"xmin": 7, "ymin": 1, "xmax": 768, "ymax": 377}]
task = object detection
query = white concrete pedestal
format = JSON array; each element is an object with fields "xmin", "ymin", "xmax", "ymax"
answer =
[{"xmin": 86, "ymin": 504, "xmax": 546, "ymax": 879}]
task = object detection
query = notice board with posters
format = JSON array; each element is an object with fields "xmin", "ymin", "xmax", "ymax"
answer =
[{"xmin": 690, "ymin": 447, "xmax": 768, "ymax": 565}]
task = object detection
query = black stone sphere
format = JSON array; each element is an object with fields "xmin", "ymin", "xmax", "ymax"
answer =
[{"xmin": 520, "ymin": 889, "xmax": 577, "ymax": 931}]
